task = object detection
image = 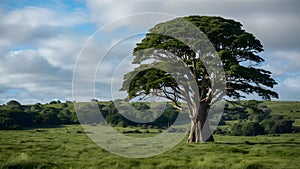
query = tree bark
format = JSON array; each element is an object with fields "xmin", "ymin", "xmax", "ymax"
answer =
[{"xmin": 187, "ymin": 102, "xmax": 214, "ymax": 143}]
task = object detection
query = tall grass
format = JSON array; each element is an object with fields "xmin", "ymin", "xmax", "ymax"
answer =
[{"xmin": 0, "ymin": 125, "xmax": 299, "ymax": 169}]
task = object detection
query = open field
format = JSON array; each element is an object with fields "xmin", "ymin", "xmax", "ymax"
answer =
[
  {"xmin": 0, "ymin": 125, "xmax": 299, "ymax": 169},
  {"xmin": 1, "ymin": 101, "xmax": 300, "ymax": 168},
  {"xmin": 263, "ymin": 101, "xmax": 300, "ymax": 120}
]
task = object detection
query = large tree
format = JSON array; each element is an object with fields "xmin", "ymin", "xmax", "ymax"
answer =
[{"xmin": 121, "ymin": 16, "xmax": 278, "ymax": 142}]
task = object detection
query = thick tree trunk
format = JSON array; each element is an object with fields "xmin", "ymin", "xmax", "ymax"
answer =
[
  {"xmin": 187, "ymin": 102, "xmax": 214, "ymax": 143},
  {"xmin": 187, "ymin": 118, "xmax": 214, "ymax": 142}
]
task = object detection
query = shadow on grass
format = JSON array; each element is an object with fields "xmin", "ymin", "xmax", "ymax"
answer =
[
  {"xmin": 2, "ymin": 160, "xmax": 58, "ymax": 169},
  {"xmin": 22, "ymin": 125, "xmax": 66, "ymax": 130}
]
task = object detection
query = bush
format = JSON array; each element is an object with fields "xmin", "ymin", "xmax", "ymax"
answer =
[
  {"xmin": 293, "ymin": 126, "xmax": 300, "ymax": 133},
  {"xmin": 231, "ymin": 122, "xmax": 264, "ymax": 136},
  {"xmin": 241, "ymin": 122, "xmax": 265, "ymax": 136},
  {"xmin": 49, "ymin": 101, "xmax": 58, "ymax": 104},
  {"xmin": 249, "ymin": 114, "xmax": 267, "ymax": 123},
  {"xmin": 214, "ymin": 127, "xmax": 225, "ymax": 134},
  {"xmin": 7, "ymin": 100, "xmax": 21, "ymax": 107},
  {"xmin": 261, "ymin": 116, "xmax": 294, "ymax": 134},
  {"xmin": 269, "ymin": 119, "xmax": 294, "ymax": 134},
  {"xmin": 218, "ymin": 118, "xmax": 226, "ymax": 125},
  {"xmin": 231, "ymin": 123, "xmax": 243, "ymax": 136}
]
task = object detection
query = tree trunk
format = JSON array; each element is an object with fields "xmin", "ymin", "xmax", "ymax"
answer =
[
  {"xmin": 187, "ymin": 119, "xmax": 200, "ymax": 143},
  {"xmin": 187, "ymin": 102, "xmax": 214, "ymax": 143}
]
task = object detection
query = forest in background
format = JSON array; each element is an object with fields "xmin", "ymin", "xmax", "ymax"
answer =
[{"xmin": 0, "ymin": 100, "xmax": 299, "ymax": 136}]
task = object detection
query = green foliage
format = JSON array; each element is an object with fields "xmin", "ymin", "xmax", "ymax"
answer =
[
  {"xmin": 75, "ymin": 103, "xmax": 102, "ymax": 124},
  {"xmin": 49, "ymin": 100, "xmax": 59, "ymax": 104},
  {"xmin": 0, "ymin": 100, "xmax": 298, "ymax": 136},
  {"xmin": 241, "ymin": 122, "xmax": 265, "ymax": 136},
  {"xmin": 121, "ymin": 15, "xmax": 279, "ymax": 142},
  {"xmin": 223, "ymin": 100, "xmax": 296, "ymax": 136},
  {"xmin": 0, "ymin": 101, "xmax": 78, "ymax": 129},
  {"xmin": 261, "ymin": 116, "xmax": 294, "ymax": 134},
  {"xmin": 6, "ymin": 100, "xmax": 21, "ymax": 107},
  {"xmin": 0, "ymin": 100, "xmax": 180, "ymax": 129},
  {"xmin": 122, "ymin": 16, "xmax": 278, "ymax": 106},
  {"xmin": 231, "ymin": 123, "xmax": 243, "ymax": 136}
]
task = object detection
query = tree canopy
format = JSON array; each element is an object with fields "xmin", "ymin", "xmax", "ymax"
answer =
[{"xmin": 121, "ymin": 16, "xmax": 278, "ymax": 142}]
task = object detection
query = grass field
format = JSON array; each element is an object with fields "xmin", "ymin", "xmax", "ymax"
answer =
[
  {"xmin": 263, "ymin": 101, "xmax": 300, "ymax": 119},
  {"xmin": 0, "ymin": 125, "xmax": 299, "ymax": 169}
]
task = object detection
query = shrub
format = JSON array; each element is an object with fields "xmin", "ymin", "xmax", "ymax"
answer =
[
  {"xmin": 49, "ymin": 101, "xmax": 58, "ymax": 104},
  {"xmin": 214, "ymin": 127, "xmax": 224, "ymax": 135},
  {"xmin": 218, "ymin": 118, "xmax": 226, "ymax": 125},
  {"xmin": 7, "ymin": 100, "xmax": 21, "ymax": 107},
  {"xmin": 231, "ymin": 123, "xmax": 243, "ymax": 136},
  {"xmin": 241, "ymin": 122, "xmax": 265, "ymax": 136},
  {"xmin": 231, "ymin": 122, "xmax": 264, "ymax": 136},
  {"xmin": 261, "ymin": 117, "xmax": 294, "ymax": 134},
  {"xmin": 269, "ymin": 119, "xmax": 294, "ymax": 134}
]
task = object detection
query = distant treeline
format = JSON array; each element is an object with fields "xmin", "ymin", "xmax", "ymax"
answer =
[
  {"xmin": 0, "ymin": 100, "xmax": 296, "ymax": 135},
  {"xmin": 216, "ymin": 101, "xmax": 296, "ymax": 136},
  {"xmin": 0, "ymin": 100, "xmax": 78, "ymax": 129},
  {"xmin": 0, "ymin": 100, "xmax": 179, "ymax": 130}
]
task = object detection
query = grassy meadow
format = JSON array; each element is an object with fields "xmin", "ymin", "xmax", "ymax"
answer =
[
  {"xmin": 0, "ymin": 125, "xmax": 299, "ymax": 169},
  {"xmin": 0, "ymin": 101, "xmax": 300, "ymax": 169}
]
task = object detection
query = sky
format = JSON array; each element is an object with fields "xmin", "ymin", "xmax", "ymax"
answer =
[{"xmin": 0, "ymin": 0, "xmax": 299, "ymax": 104}]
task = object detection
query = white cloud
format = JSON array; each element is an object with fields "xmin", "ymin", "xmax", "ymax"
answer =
[
  {"xmin": 1, "ymin": 0, "xmax": 300, "ymax": 103},
  {"xmin": 0, "ymin": 49, "xmax": 73, "ymax": 104},
  {"xmin": 274, "ymin": 75, "xmax": 300, "ymax": 100},
  {"xmin": 282, "ymin": 76, "xmax": 300, "ymax": 89},
  {"xmin": 0, "ymin": 6, "xmax": 88, "ymax": 52},
  {"xmin": 86, "ymin": 0, "xmax": 300, "ymax": 51},
  {"xmin": 37, "ymin": 35, "xmax": 85, "ymax": 70},
  {"xmin": 1, "ymin": 6, "xmax": 87, "ymax": 27},
  {"xmin": 262, "ymin": 50, "xmax": 300, "ymax": 76},
  {"xmin": 0, "ymin": 5, "xmax": 90, "ymax": 104}
]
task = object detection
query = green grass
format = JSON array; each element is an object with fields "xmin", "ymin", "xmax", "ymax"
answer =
[
  {"xmin": 1, "ymin": 125, "xmax": 299, "ymax": 169},
  {"xmin": 262, "ymin": 101, "xmax": 300, "ymax": 119}
]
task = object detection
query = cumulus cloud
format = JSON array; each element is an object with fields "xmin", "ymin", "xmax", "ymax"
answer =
[
  {"xmin": 0, "ymin": 49, "xmax": 73, "ymax": 104},
  {"xmin": 1, "ymin": 0, "xmax": 300, "ymax": 103},
  {"xmin": 0, "ymin": 6, "xmax": 88, "ymax": 53},
  {"xmin": 36, "ymin": 35, "xmax": 86, "ymax": 70},
  {"xmin": 85, "ymin": 0, "xmax": 300, "ymax": 101},
  {"xmin": 260, "ymin": 49, "xmax": 300, "ymax": 100},
  {"xmin": 262, "ymin": 50, "xmax": 300, "ymax": 77},
  {"xmin": 274, "ymin": 75, "xmax": 300, "ymax": 100},
  {"xmin": 86, "ymin": 0, "xmax": 300, "ymax": 51},
  {"xmin": 283, "ymin": 76, "xmax": 300, "ymax": 89},
  {"xmin": 0, "ymin": 5, "xmax": 89, "ymax": 104}
]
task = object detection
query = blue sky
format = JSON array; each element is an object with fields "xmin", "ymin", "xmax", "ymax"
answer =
[{"xmin": 0, "ymin": 0, "xmax": 300, "ymax": 104}]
